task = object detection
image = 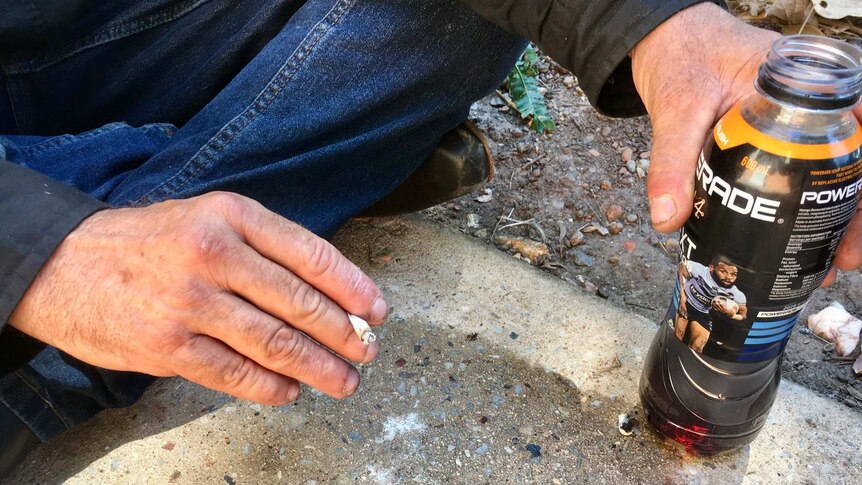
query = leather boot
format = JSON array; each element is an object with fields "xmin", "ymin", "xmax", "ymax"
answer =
[
  {"xmin": 0, "ymin": 402, "xmax": 39, "ymax": 479},
  {"xmin": 360, "ymin": 121, "xmax": 494, "ymax": 217}
]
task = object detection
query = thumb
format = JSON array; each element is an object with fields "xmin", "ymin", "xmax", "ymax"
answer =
[{"xmin": 646, "ymin": 84, "xmax": 723, "ymax": 233}]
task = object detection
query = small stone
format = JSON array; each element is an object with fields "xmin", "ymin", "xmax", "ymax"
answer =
[
  {"xmin": 474, "ymin": 228, "xmax": 488, "ymax": 239},
  {"xmin": 605, "ymin": 204, "xmax": 625, "ymax": 222},
  {"xmin": 583, "ymin": 281, "xmax": 598, "ymax": 295},
  {"xmin": 640, "ymin": 151, "xmax": 651, "ymax": 159},
  {"xmin": 608, "ymin": 256, "xmax": 620, "ymax": 265},
  {"xmin": 348, "ymin": 431, "xmax": 363, "ymax": 442},
  {"xmin": 568, "ymin": 249, "xmax": 594, "ymax": 267},
  {"xmin": 597, "ymin": 287, "xmax": 610, "ymax": 299},
  {"xmin": 394, "ymin": 358, "xmax": 407, "ymax": 367},
  {"xmin": 620, "ymin": 147, "xmax": 634, "ymax": 162},
  {"xmin": 224, "ymin": 476, "xmax": 237, "ymax": 485},
  {"xmin": 608, "ymin": 222, "xmax": 624, "ymax": 235},
  {"xmin": 624, "ymin": 213, "xmax": 639, "ymax": 223},
  {"xmin": 162, "ymin": 442, "xmax": 176, "ymax": 451},
  {"xmin": 475, "ymin": 444, "xmax": 490, "ymax": 455},
  {"xmin": 563, "ymin": 75, "xmax": 576, "ymax": 88},
  {"xmin": 569, "ymin": 230, "xmax": 585, "ymax": 246},
  {"xmin": 110, "ymin": 459, "xmax": 122, "ymax": 472},
  {"xmin": 466, "ymin": 213, "xmax": 481, "ymax": 229},
  {"xmin": 525, "ymin": 444, "xmax": 542, "ymax": 459},
  {"xmin": 514, "ymin": 383, "xmax": 526, "ymax": 396},
  {"xmin": 600, "ymin": 180, "xmax": 612, "ymax": 190},
  {"xmin": 636, "ymin": 166, "xmax": 646, "ymax": 178},
  {"xmin": 531, "ymin": 169, "xmax": 542, "ymax": 178},
  {"xmin": 588, "ymin": 149, "xmax": 600, "ymax": 157},
  {"xmin": 626, "ymin": 159, "xmax": 637, "ymax": 173},
  {"xmin": 583, "ymin": 224, "xmax": 610, "ymax": 237},
  {"xmin": 601, "ymin": 126, "xmax": 612, "ymax": 137},
  {"xmin": 639, "ymin": 158, "xmax": 651, "ymax": 173},
  {"xmin": 665, "ymin": 238, "xmax": 680, "ymax": 251},
  {"xmin": 510, "ymin": 332, "xmax": 519, "ymax": 339}
]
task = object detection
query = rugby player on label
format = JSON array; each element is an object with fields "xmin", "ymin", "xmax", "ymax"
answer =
[{"xmin": 674, "ymin": 257, "xmax": 748, "ymax": 353}]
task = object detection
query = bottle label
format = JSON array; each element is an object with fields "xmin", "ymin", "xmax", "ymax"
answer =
[{"xmin": 665, "ymin": 105, "xmax": 862, "ymax": 362}]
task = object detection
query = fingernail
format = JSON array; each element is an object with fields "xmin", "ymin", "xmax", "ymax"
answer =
[
  {"xmin": 362, "ymin": 341, "xmax": 380, "ymax": 364},
  {"xmin": 343, "ymin": 369, "xmax": 360, "ymax": 397},
  {"xmin": 370, "ymin": 297, "xmax": 388, "ymax": 322},
  {"xmin": 286, "ymin": 385, "xmax": 301, "ymax": 403},
  {"xmin": 650, "ymin": 195, "xmax": 678, "ymax": 226}
]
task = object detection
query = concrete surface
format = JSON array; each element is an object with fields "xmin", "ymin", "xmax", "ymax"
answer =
[{"xmin": 5, "ymin": 215, "xmax": 861, "ymax": 484}]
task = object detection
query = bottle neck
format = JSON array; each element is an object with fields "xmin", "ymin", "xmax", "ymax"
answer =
[{"xmin": 755, "ymin": 36, "xmax": 862, "ymax": 111}]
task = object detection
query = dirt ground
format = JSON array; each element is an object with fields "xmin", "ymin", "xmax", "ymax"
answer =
[{"xmin": 424, "ymin": 53, "xmax": 862, "ymax": 410}]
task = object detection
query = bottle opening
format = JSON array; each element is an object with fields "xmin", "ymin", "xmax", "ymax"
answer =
[{"xmin": 756, "ymin": 35, "xmax": 862, "ymax": 110}]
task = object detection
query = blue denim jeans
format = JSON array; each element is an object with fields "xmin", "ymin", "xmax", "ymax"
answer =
[{"xmin": 0, "ymin": 0, "xmax": 525, "ymax": 441}]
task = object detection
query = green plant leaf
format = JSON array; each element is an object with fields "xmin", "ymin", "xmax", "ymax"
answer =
[{"xmin": 505, "ymin": 45, "xmax": 555, "ymax": 134}]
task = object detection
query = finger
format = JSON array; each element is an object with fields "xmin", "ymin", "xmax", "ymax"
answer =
[
  {"xmin": 645, "ymin": 71, "xmax": 723, "ymax": 232},
  {"xmin": 820, "ymin": 267, "xmax": 837, "ymax": 288},
  {"xmin": 172, "ymin": 334, "xmax": 301, "ymax": 405},
  {"xmin": 220, "ymin": 195, "xmax": 388, "ymax": 323},
  {"xmin": 212, "ymin": 240, "xmax": 379, "ymax": 364},
  {"xmin": 834, "ymin": 206, "xmax": 862, "ymax": 271},
  {"xmin": 198, "ymin": 293, "xmax": 362, "ymax": 399}
]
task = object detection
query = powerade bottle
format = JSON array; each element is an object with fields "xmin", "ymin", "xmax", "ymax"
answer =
[{"xmin": 639, "ymin": 35, "xmax": 862, "ymax": 455}]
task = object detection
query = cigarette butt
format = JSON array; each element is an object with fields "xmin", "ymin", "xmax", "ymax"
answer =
[{"xmin": 348, "ymin": 314, "xmax": 377, "ymax": 344}]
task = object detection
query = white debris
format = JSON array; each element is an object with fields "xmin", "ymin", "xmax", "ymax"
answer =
[
  {"xmin": 807, "ymin": 302, "xmax": 862, "ymax": 357},
  {"xmin": 617, "ymin": 413, "xmax": 635, "ymax": 436}
]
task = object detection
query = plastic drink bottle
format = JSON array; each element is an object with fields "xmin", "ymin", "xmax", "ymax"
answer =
[{"xmin": 639, "ymin": 35, "xmax": 862, "ymax": 455}]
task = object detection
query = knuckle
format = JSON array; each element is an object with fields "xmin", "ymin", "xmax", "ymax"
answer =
[
  {"xmin": 217, "ymin": 356, "xmax": 256, "ymax": 392},
  {"xmin": 143, "ymin": 322, "xmax": 190, "ymax": 355},
  {"xmin": 205, "ymin": 191, "xmax": 247, "ymax": 212},
  {"xmin": 293, "ymin": 283, "xmax": 327, "ymax": 323},
  {"xmin": 264, "ymin": 326, "xmax": 307, "ymax": 365},
  {"xmin": 169, "ymin": 275, "xmax": 215, "ymax": 308},
  {"xmin": 304, "ymin": 238, "xmax": 339, "ymax": 278},
  {"xmin": 180, "ymin": 225, "xmax": 234, "ymax": 265}
]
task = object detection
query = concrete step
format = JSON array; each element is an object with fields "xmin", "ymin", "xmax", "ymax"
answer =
[{"xmin": 7, "ymin": 216, "xmax": 860, "ymax": 484}]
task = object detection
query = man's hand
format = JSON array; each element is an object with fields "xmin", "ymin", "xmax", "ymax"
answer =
[
  {"xmin": 9, "ymin": 192, "xmax": 387, "ymax": 405},
  {"xmin": 631, "ymin": 2, "xmax": 862, "ymax": 281}
]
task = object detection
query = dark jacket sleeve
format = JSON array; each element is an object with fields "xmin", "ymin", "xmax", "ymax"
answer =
[
  {"xmin": 0, "ymin": 159, "xmax": 108, "ymax": 374},
  {"xmin": 460, "ymin": 0, "xmax": 716, "ymax": 117}
]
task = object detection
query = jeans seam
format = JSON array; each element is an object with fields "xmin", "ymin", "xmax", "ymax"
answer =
[
  {"xmin": 132, "ymin": 0, "xmax": 358, "ymax": 205},
  {"xmin": 17, "ymin": 123, "xmax": 127, "ymax": 156},
  {"xmin": 12, "ymin": 370, "xmax": 73, "ymax": 430},
  {"xmin": 4, "ymin": 0, "xmax": 211, "ymax": 76}
]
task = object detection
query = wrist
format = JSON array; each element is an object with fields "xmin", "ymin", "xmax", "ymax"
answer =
[{"xmin": 630, "ymin": 2, "xmax": 732, "ymax": 62}]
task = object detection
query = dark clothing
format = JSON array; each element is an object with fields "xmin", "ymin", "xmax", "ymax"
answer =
[
  {"xmin": 0, "ymin": 0, "xmax": 710, "ymax": 388},
  {"xmin": 686, "ymin": 301, "xmax": 713, "ymax": 333}
]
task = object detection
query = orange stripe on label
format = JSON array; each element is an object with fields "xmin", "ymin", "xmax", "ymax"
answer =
[{"xmin": 713, "ymin": 105, "xmax": 862, "ymax": 160}]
